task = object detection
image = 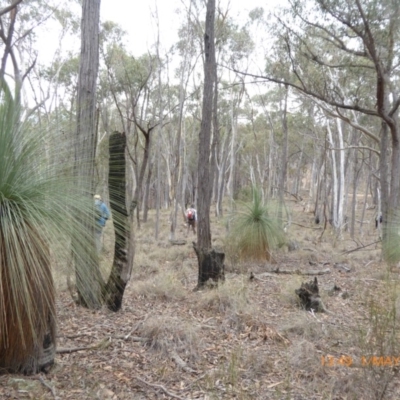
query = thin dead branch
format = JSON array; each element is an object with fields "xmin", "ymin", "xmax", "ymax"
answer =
[
  {"xmin": 170, "ymin": 350, "xmax": 197, "ymax": 373},
  {"xmin": 57, "ymin": 339, "xmax": 111, "ymax": 354},
  {"xmin": 135, "ymin": 375, "xmax": 187, "ymax": 400},
  {"xmin": 38, "ymin": 375, "xmax": 59, "ymax": 400},
  {"xmin": 340, "ymin": 240, "xmax": 381, "ymax": 255},
  {"xmin": 267, "ymin": 267, "xmax": 331, "ymax": 275}
]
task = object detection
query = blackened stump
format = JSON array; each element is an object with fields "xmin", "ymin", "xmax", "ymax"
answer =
[
  {"xmin": 193, "ymin": 244, "xmax": 225, "ymax": 289},
  {"xmin": 103, "ymin": 131, "xmax": 135, "ymax": 311},
  {"xmin": 295, "ymin": 277, "xmax": 324, "ymax": 312}
]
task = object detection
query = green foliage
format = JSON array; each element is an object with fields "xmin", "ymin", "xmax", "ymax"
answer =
[
  {"xmin": 0, "ymin": 80, "xmax": 99, "ymax": 372},
  {"xmin": 226, "ymin": 187, "xmax": 285, "ymax": 262}
]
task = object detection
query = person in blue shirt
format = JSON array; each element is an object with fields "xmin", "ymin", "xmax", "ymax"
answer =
[{"xmin": 94, "ymin": 194, "xmax": 110, "ymax": 253}]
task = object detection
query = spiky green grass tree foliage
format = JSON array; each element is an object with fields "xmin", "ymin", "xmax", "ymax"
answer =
[
  {"xmin": 227, "ymin": 188, "xmax": 285, "ymax": 262},
  {"xmin": 0, "ymin": 83, "xmax": 98, "ymax": 374}
]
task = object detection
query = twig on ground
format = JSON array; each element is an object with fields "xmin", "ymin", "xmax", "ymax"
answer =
[
  {"xmin": 38, "ymin": 375, "xmax": 59, "ymax": 400},
  {"xmin": 114, "ymin": 335, "xmax": 148, "ymax": 342},
  {"xmin": 170, "ymin": 350, "xmax": 197, "ymax": 373},
  {"xmin": 57, "ymin": 338, "xmax": 111, "ymax": 354},
  {"xmin": 290, "ymin": 222, "xmax": 321, "ymax": 230},
  {"xmin": 185, "ymin": 372, "xmax": 209, "ymax": 389},
  {"xmin": 340, "ymin": 240, "xmax": 381, "ymax": 255},
  {"xmin": 135, "ymin": 375, "xmax": 187, "ymax": 400},
  {"xmin": 56, "ymin": 346, "xmax": 95, "ymax": 354},
  {"xmin": 267, "ymin": 267, "xmax": 331, "ymax": 275}
]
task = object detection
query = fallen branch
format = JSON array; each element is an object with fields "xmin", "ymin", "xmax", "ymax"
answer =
[
  {"xmin": 267, "ymin": 267, "xmax": 331, "ymax": 275},
  {"xmin": 38, "ymin": 375, "xmax": 59, "ymax": 400},
  {"xmin": 114, "ymin": 335, "xmax": 148, "ymax": 342},
  {"xmin": 170, "ymin": 350, "xmax": 197, "ymax": 373},
  {"xmin": 57, "ymin": 338, "xmax": 111, "ymax": 354},
  {"xmin": 340, "ymin": 240, "xmax": 381, "ymax": 255},
  {"xmin": 135, "ymin": 375, "xmax": 187, "ymax": 400},
  {"xmin": 56, "ymin": 346, "xmax": 95, "ymax": 354},
  {"xmin": 290, "ymin": 222, "xmax": 321, "ymax": 230},
  {"xmin": 169, "ymin": 239, "xmax": 187, "ymax": 246}
]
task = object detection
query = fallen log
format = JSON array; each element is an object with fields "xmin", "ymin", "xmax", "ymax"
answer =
[{"xmin": 266, "ymin": 267, "xmax": 331, "ymax": 276}]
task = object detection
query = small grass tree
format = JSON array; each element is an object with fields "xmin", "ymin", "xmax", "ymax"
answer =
[
  {"xmin": 227, "ymin": 188, "xmax": 285, "ymax": 264},
  {"xmin": 0, "ymin": 82, "xmax": 98, "ymax": 374}
]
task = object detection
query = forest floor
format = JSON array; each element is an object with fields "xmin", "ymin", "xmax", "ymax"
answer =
[{"xmin": 1, "ymin": 194, "xmax": 400, "ymax": 400}]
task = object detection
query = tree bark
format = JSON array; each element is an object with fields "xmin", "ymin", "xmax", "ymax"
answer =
[
  {"xmin": 74, "ymin": 0, "xmax": 102, "ymax": 309},
  {"xmin": 104, "ymin": 132, "xmax": 135, "ymax": 311},
  {"xmin": 194, "ymin": 245, "xmax": 225, "ymax": 288},
  {"xmin": 195, "ymin": 0, "xmax": 224, "ymax": 288}
]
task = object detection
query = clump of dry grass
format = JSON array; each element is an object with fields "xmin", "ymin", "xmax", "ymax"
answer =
[
  {"xmin": 131, "ymin": 269, "xmax": 187, "ymax": 301},
  {"xmin": 287, "ymin": 339, "xmax": 325, "ymax": 380},
  {"xmin": 241, "ymin": 347, "xmax": 279, "ymax": 380},
  {"xmin": 196, "ymin": 277, "xmax": 262, "ymax": 331},
  {"xmin": 278, "ymin": 275, "xmax": 304, "ymax": 307},
  {"xmin": 136, "ymin": 315, "xmax": 200, "ymax": 360},
  {"xmin": 280, "ymin": 313, "xmax": 325, "ymax": 342}
]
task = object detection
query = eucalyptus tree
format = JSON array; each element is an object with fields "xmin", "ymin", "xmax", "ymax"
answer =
[
  {"xmin": 0, "ymin": 0, "xmax": 66, "ymax": 106},
  {"xmin": 168, "ymin": 2, "xmax": 200, "ymax": 240},
  {"xmin": 195, "ymin": 0, "xmax": 225, "ymax": 288},
  {"xmin": 100, "ymin": 27, "xmax": 166, "ymax": 228},
  {"xmin": 74, "ymin": 0, "xmax": 102, "ymax": 308},
  {"xmin": 237, "ymin": 0, "xmax": 400, "ymax": 248},
  {"xmin": 181, "ymin": 0, "xmax": 256, "ymax": 217}
]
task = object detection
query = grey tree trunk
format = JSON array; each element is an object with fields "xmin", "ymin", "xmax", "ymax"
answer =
[
  {"xmin": 278, "ymin": 85, "xmax": 289, "ymax": 225},
  {"xmin": 195, "ymin": 0, "xmax": 224, "ymax": 289},
  {"xmin": 74, "ymin": 0, "xmax": 102, "ymax": 309}
]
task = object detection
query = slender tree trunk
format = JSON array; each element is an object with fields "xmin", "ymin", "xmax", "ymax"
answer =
[
  {"xmin": 278, "ymin": 85, "xmax": 289, "ymax": 226},
  {"xmin": 143, "ymin": 156, "xmax": 153, "ymax": 222},
  {"xmin": 350, "ymin": 145, "xmax": 360, "ymax": 238},
  {"xmin": 195, "ymin": 0, "xmax": 224, "ymax": 289},
  {"xmin": 336, "ymin": 118, "xmax": 346, "ymax": 236},
  {"xmin": 379, "ymin": 122, "xmax": 390, "ymax": 232},
  {"xmin": 74, "ymin": 0, "xmax": 102, "ymax": 309},
  {"xmin": 327, "ymin": 121, "xmax": 339, "ymax": 230}
]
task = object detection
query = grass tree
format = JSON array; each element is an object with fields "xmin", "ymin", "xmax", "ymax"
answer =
[
  {"xmin": 0, "ymin": 82, "xmax": 97, "ymax": 374},
  {"xmin": 227, "ymin": 188, "xmax": 285, "ymax": 263}
]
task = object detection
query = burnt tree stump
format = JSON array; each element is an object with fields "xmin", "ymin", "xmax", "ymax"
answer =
[
  {"xmin": 104, "ymin": 131, "xmax": 135, "ymax": 312},
  {"xmin": 295, "ymin": 277, "xmax": 327, "ymax": 312},
  {"xmin": 193, "ymin": 244, "xmax": 225, "ymax": 289}
]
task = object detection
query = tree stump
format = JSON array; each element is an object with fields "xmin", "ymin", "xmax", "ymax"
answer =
[
  {"xmin": 193, "ymin": 244, "xmax": 225, "ymax": 289},
  {"xmin": 295, "ymin": 277, "xmax": 326, "ymax": 312}
]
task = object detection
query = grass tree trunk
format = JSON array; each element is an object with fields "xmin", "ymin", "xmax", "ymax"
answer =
[
  {"xmin": 195, "ymin": 0, "xmax": 225, "ymax": 289},
  {"xmin": 0, "ymin": 82, "xmax": 56, "ymax": 375},
  {"xmin": 0, "ymin": 227, "xmax": 56, "ymax": 374},
  {"xmin": 104, "ymin": 132, "xmax": 135, "ymax": 311},
  {"xmin": 74, "ymin": 0, "xmax": 102, "ymax": 308}
]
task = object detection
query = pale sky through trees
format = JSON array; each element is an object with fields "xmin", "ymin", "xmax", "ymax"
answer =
[{"xmin": 101, "ymin": 0, "xmax": 281, "ymax": 56}]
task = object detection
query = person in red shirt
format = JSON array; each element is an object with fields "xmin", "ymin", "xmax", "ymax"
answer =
[{"xmin": 185, "ymin": 204, "xmax": 197, "ymax": 235}]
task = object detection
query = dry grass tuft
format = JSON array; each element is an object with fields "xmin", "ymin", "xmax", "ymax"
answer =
[
  {"xmin": 131, "ymin": 269, "xmax": 187, "ymax": 301},
  {"xmin": 137, "ymin": 315, "xmax": 200, "ymax": 360},
  {"xmin": 280, "ymin": 313, "xmax": 325, "ymax": 342},
  {"xmin": 196, "ymin": 277, "xmax": 262, "ymax": 331},
  {"xmin": 278, "ymin": 275, "xmax": 304, "ymax": 307},
  {"xmin": 287, "ymin": 339, "xmax": 325, "ymax": 379}
]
